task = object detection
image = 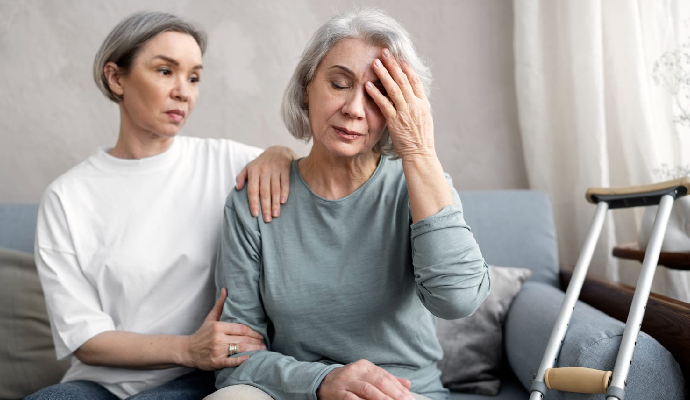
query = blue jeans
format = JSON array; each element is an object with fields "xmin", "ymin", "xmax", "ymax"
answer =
[{"xmin": 24, "ymin": 370, "xmax": 216, "ymax": 400}]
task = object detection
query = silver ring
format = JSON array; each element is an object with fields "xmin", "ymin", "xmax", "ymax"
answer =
[{"xmin": 228, "ymin": 343, "xmax": 238, "ymax": 356}]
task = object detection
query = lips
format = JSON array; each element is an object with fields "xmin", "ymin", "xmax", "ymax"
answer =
[
  {"xmin": 165, "ymin": 110, "xmax": 186, "ymax": 123},
  {"xmin": 333, "ymin": 126, "xmax": 363, "ymax": 139}
]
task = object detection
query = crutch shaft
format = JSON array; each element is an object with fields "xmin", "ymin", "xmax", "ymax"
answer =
[{"xmin": 529, "ymin": 202, "xmax": 609, "ymax": 398}]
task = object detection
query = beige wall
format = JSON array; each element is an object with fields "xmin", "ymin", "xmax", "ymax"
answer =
[{"xmin": 0, "ymin": 0, "xmax": 526, "ymax": 203}]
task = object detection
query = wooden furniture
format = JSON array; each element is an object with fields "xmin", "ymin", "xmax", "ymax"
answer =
[
  {"xmin": 560, "ymin": 270, "xmax": 690, "ymax": 383},
  {"xmin": 612, "ymin": 242, "xmax": 690, "ymax": 271}
]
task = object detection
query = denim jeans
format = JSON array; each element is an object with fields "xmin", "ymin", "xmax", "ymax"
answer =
[{"xmin": 24, "ymin": 370, "xmax": 215, "ymax": 400}]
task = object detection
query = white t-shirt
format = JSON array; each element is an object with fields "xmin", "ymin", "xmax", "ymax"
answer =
[{"xmin": 34, "ymin": 136, "xmax": 262, "ymax": 399}]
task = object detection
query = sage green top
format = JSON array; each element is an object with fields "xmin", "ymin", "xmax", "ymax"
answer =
[{"xmin": 215, "ymin": 156, "xmax": 491, "ymax": 400}]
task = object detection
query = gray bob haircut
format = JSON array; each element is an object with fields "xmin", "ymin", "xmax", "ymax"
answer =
[
  {"xmin": 281, "ymin": 8, "xmax": 433, "ymax": 156},
  {"xmin": 93, "ymin": 11, "xmax": 207, "ymax": 103}
]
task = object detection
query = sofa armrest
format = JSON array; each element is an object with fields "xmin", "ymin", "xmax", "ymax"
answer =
[
  {"xmin": 504, "ymin": 281, "xmax": 685, "ymax": 399},
  {"xmin": 559, "ymin": 270, "xmax": 690, "ymax": 383}
]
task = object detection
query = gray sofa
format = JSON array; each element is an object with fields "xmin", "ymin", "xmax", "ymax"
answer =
[{"xmin": 0, "ymin": 191, "xmax": 686, "ymax": 400}]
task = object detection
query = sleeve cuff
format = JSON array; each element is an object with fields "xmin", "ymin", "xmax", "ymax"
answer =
[
  {"xmin": 308, "ymin": 364, "xmax": 343, "ymax": 400},
  {"xmin": 410, "ymin": 204, "xmax": 465, "ymax": 238}
]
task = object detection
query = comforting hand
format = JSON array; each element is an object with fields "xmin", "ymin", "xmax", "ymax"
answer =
[
  {"xmin": 317, "ymin": 359, "xmax": 414, "ymax": 400},
  {"xmin": 365, "ymin": 48, "xmax": 434, "ymax": 160},
  {"xmin": 236, "ymin": 146, "xmax": 297, "ymax": 222},
  {"xmin": 184, "ymin": 288, "xmax": 266, "ymax": 370}
]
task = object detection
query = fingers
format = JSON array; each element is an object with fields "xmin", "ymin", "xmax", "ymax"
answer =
[
  {"xmin": 399, "ymin": 60, "xmax": 425, "ymax": 99},
  {"xmin": 372, "ymin": 58, "xmax": 407, "ymax": 116},
  {"xmin": 395, "ymin": 377, "xmax": 412, "ymax": 390},
  {"xmin": 232, "ymin": 341, "xmax": 266, "ymax": 353},
  {"xmin": 224, "ymin": 335, "xmax": 265, "ymax": 347},
  {"xmin": 205, "ymin": 288, "xmax": 227, "ymax": 322},
  {"xmin": 270, "ymin": 171, "xmax": 281, "ymax": 218},
  {"xmin": 235, "ymin": 166, "xmax": 248, "ymax": 190},
  {"xmin": 379, "ymin": 48, "xmax": 416, "ymax": 103},
  {"xmin": 280, "ymin": 165, "xmax": 290, "ymax": 205},
  {"xmin": 246, "ymin": 169, "xmax": 260, "ymax": 218},
  {"xmin": 366, "ymin": 81, "xmax": 396, "ymax": 120},
  {"xmin": 223, "ymin": 355, "xmax": 249, "ymax": 368},
  {"xmin": 259, "ymin": 172, "xmax": 272, "ymax": 222},
  {"xmin": 216, "ymin": 322, "xmax": 264, "ymax": 340}
]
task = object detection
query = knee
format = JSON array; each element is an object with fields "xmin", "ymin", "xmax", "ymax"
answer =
[
  {"xmin": 24, "ymin": 381, "xmax": 109, "ymax": 400},
  {"xmin": 203, "ymin": 385, "xmax": 273, "ymax": 400}
]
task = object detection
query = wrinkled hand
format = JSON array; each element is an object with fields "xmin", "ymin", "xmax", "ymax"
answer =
[
  {"xmin": 236, "ymin": 146, "xmax": 297, "ymax": 222},
  {"xmin": 184, "ymin": 288, "xmax": 266, "ymax": 370},
  {"xmin": 365, "ymin": 48, "xmax": 434, "ymax": 160},
  {"xmin": 317, "ymin": 359, "xmax": 414, "ymax": 400}
]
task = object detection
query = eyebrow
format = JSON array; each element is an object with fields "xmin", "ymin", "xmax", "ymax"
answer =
[
  {"xmin": 153, "ymin": 55, "xmax": 203, "ymax": 70},
  {"xmin": 328, "ymin": 65, "xmax": 381, "ymax": 84}
]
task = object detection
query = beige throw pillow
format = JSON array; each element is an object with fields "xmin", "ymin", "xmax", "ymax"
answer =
[
  {"xmin": 436, "ymin": 265, "xmax": 531, "ymax": 395},
  {"xmin": 0, "ymin": 247, "xmax": 69, "ymax": 399}
]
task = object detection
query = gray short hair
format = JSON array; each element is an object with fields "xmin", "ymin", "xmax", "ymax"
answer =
[
  {"xmin": 93, "ymin": 11, "xmax": 207, "ymax": 103},
  {"xmin": 280, "ymin": 8, "xmax": 433, "ymax": 156}
]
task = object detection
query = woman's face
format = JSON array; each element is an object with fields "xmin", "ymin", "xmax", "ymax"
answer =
[
  {"xmin": 306, "ymin": 38, "xmax": 387, "ymax": 158},
  {"xmin": 114, "ymin": 31, "xmax": 202, "ymax": 138}
]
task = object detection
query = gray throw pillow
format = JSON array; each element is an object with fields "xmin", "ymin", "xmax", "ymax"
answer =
[
  {"xmin": 436, "ymin": 264, "xmax": 531, "ymax": 395},
  {"xmin": 0, "ymin": 247, "xmax": 69, "ymax": 399}
]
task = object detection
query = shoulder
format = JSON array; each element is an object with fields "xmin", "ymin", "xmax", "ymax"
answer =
[
  {"xmin": 223, "ymin": 185, "xmax": 258, "ymax": 228},
  {"xmin": 41, "ymin": 153, "xmax": 101, "ymax": 202}
]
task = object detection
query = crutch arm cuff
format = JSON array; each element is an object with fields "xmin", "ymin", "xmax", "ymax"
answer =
[{"xmin": 585, "ymin": 177, "xmax": 690, "ymax": 208}]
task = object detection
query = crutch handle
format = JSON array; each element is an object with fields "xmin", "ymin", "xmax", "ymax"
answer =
[
  {"xmin": 586, "ymin": 177, "xmax": 690, "ymax": 208},
  {"xmin": 544, "ymin": 367, "xmax": 612, "ymax": 394}
]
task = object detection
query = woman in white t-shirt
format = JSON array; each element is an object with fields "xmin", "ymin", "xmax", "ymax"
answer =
[{"xmin": 26, "ymin": 11, "xmax": 294, "ymax": 400}]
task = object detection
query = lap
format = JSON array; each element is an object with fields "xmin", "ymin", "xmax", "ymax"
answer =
[
  {"xmin": 128, "ymin": 370, "xmax": 216, "ymax": 400},
  {"xmin": 203, "ymin": 385, "xmax": 273, "ymax": 400},
  {"xmin": 24, "ymin": 380, "xmax": 118, "ymax": 400},
  {"xmin": 203, "ymin": 386, "xmax": 431, "ymax": 400}
]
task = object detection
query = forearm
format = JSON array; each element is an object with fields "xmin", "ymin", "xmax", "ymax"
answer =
[
  {"xmin": 401, "ymin": 152, "xmax": 454, "ymax": 223},
  {"xmin": 216, "ymin": 350, "xmax": 339, "ymax": 400},
  {"xmin": 411, "ymin": 194, "xmax": 491, "ymax": 319},
  {"xmin": 75, "ymin": 331, "xmax": 191, "ymax": 369}
]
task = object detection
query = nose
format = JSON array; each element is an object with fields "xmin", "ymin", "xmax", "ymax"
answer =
[
  {"xmin": 341, "ymin": 87, "xmax": 367, "ymax": 119},
  {"xmin": 171, "ymin": 77, "xmax": 191, "ymax": 102}
]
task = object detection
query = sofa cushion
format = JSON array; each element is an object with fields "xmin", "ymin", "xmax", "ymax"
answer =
[
  {"xmin": 459, "ymin": 191, "xmax": 559, "ymax": 287},
  {"xmin": 0, "ymin": 204, "xmax": 39, "ymax": 253},
  {"xmin": 437, "ymin": 265, "xmax": 531, "ymax": 395},
  {"xmin": 505, "ymin": 281, "xmax": 686, "ymax": 399},
  {"xmin": 0, "ymin": 247, "xmax": 69, "ymax": 399}
]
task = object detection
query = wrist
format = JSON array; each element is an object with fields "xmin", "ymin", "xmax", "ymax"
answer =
[{"xmin": 176, "ymin": 335, "xmax": 193, "ymax": 368}]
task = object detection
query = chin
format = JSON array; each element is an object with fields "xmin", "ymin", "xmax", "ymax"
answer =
[{"xmin": 325, "ymin": 142, "xmax": 374, "ymax": 158}]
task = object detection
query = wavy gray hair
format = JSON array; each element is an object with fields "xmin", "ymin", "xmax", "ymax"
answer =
[
  {"xmin": 93, "ymin": 11, "xmax": 207, "ymax": 103},
  {"xmin": 280, "ymin": 8, "xmax": 433, "ymax": 156}
]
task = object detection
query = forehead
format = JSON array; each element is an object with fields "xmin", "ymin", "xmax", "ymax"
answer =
[
  {"xmin": 320, "ymin": 38, "xmax": 382, "ymax": 77},
  {"xmin": 137, "ymin": 31, "xmax": 202, "ymax": 65}
]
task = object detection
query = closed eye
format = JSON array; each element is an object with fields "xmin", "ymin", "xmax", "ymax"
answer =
[{"xmin": 331, "ymin": 81, "xmax": 347, "ymax": 89}]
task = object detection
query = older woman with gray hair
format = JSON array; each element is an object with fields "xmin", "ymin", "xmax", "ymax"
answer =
[
  {"xmin": 211, "ymin": 8, "xmax": 491, "ymax": 400},
  {"xmin": 26, "ymin": 11, "xmax": 297, "ymax": 400}
]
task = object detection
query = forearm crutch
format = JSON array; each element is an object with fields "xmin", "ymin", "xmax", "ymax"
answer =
[{"xmin": 529, "ymin": 177, "xmax": 690, "ymax": 400}]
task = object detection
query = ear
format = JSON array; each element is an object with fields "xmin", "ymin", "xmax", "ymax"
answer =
[{"xmin": 104, "ymin": 62, "xmax": 125, "ymax": 98}]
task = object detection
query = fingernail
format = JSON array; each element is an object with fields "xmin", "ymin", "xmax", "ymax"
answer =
[
  {"xmin": 264, "ymin": 216, "xmax": 271, "ymax": 222},
  {"xmin": 261, "ymin": 345, "xmax": 267, "ymax": 350},
  {"xmin": 383, "ymin": 48, "xmax": 391, "ymax": 58},
  {"xmin": 366, "ymin": 81, "xmax": 374, "ymax": 89},
  {"xmin": 281, "ymin": 196, "xmax": 287, "ymax": 204},
  {"xmin": 375, "ymin": 59, "xmax": 382, "ymax": 67},
  {"xmin": 272, "ymin": 209, "xmax": 279, "ymax": 217},
  {"xmin": 251, "ymin": 209, "xmax": 259, "ymax": 217}
]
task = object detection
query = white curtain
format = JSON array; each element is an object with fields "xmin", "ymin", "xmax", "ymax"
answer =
[{"xmin": 514, "ymin": 0, "xmax": 690, "ymax": 301}]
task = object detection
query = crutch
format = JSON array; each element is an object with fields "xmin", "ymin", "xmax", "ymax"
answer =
[{"xmin": 528, "ymin": 177, "xmax": 690, "ymax": 400}]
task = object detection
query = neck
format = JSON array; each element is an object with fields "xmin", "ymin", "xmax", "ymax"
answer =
[
  {"xmin": 109, "ymin": 108, "xmax": 174, "ymax": 159},
  {"xmin": 298, "ymin": 145, "xmax": 381, "ymax": 200}
]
